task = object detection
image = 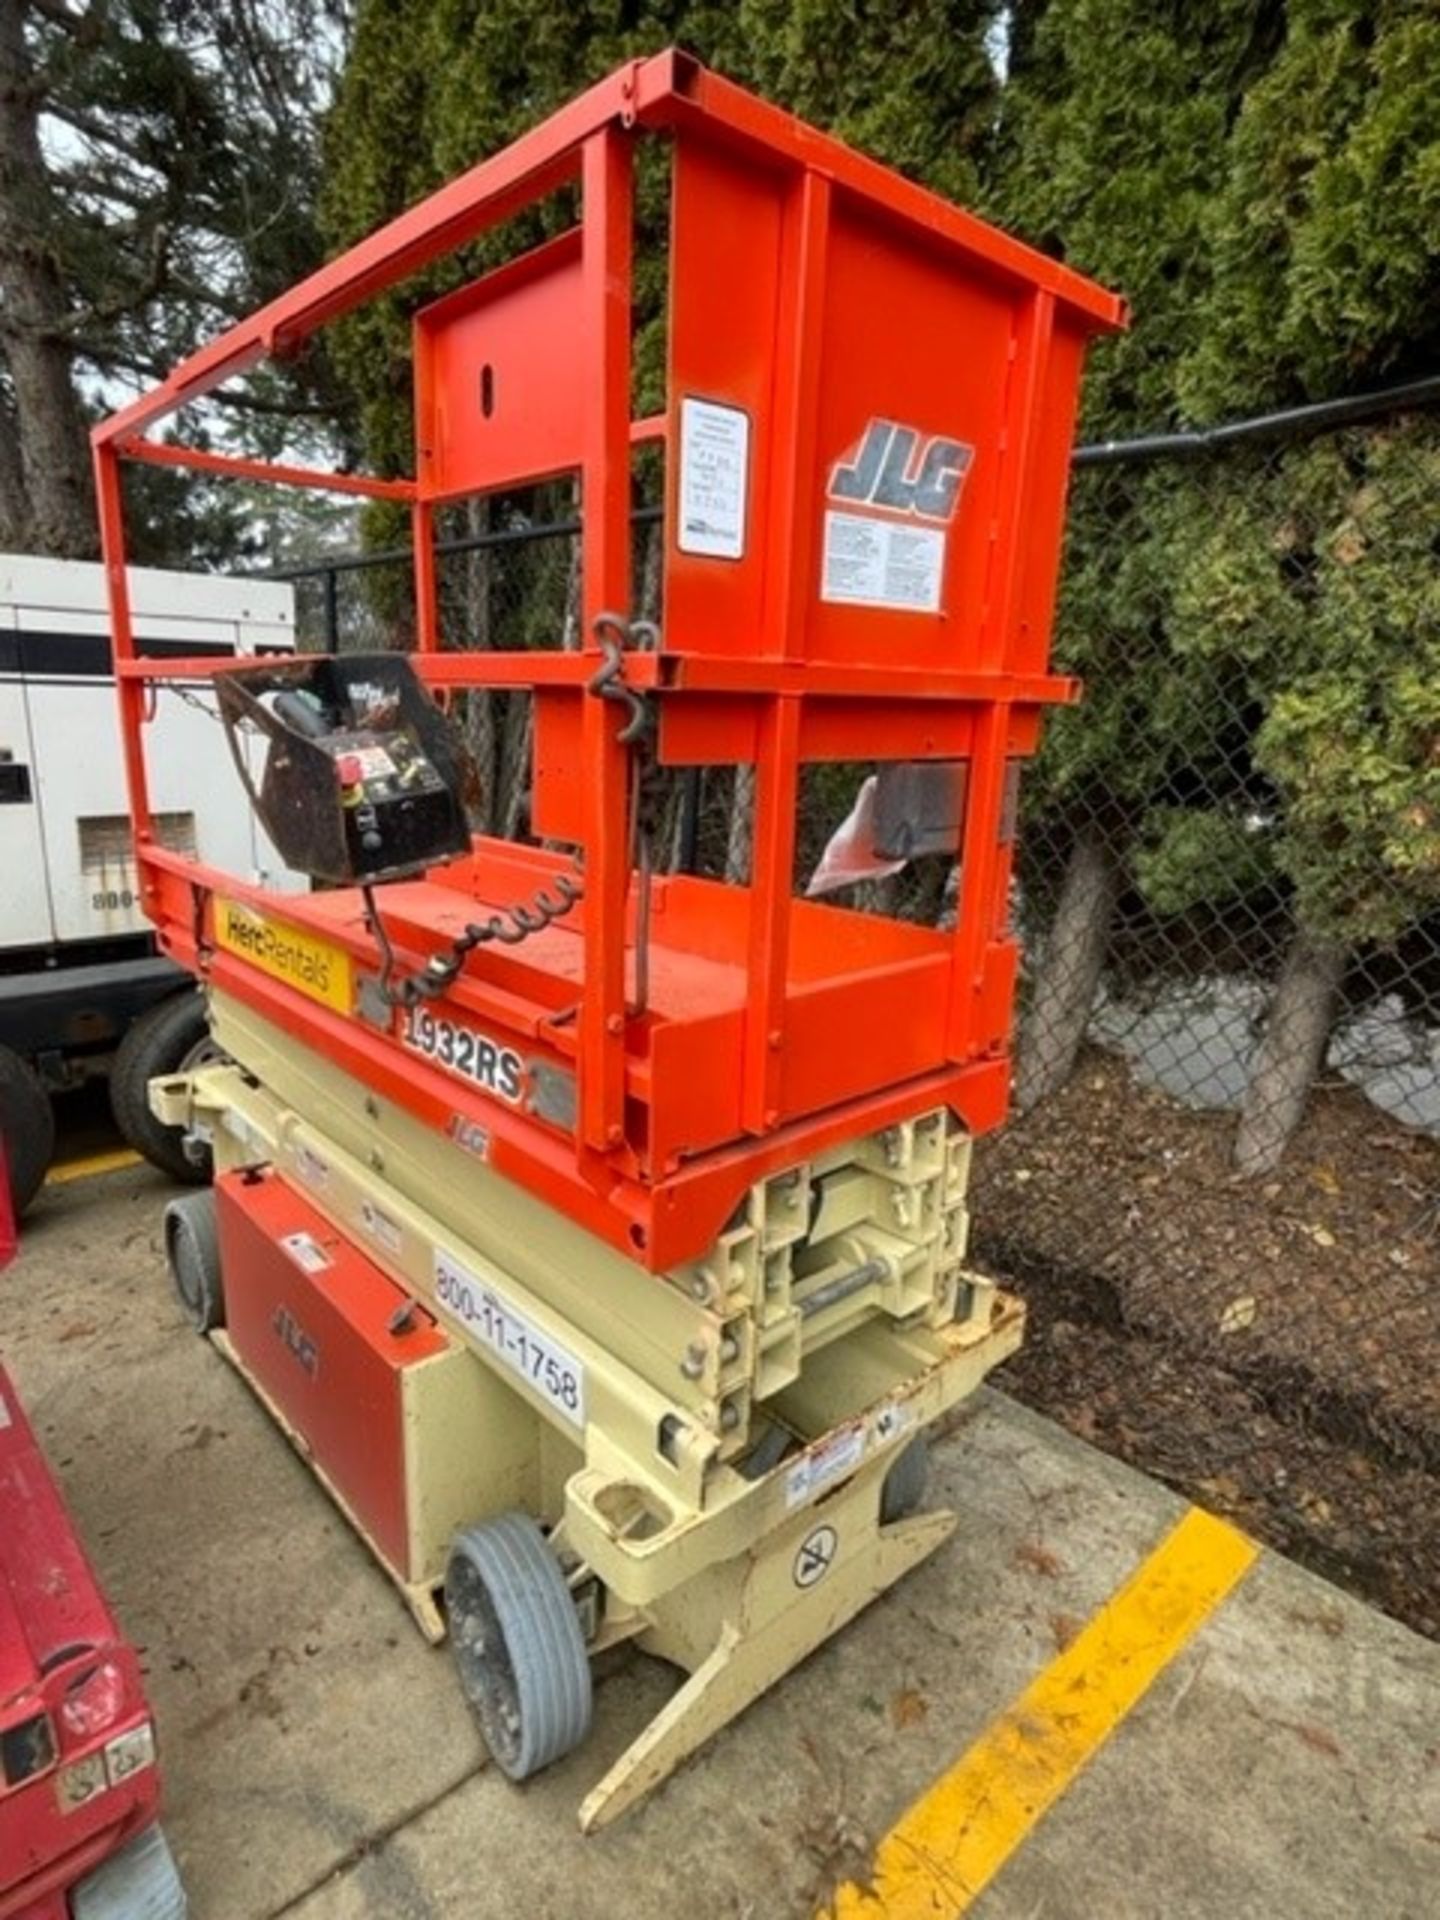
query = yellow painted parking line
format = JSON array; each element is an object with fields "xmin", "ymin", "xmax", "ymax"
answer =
[
  {"xmin": 823, "ymin": 1507, "xmax": 1258, "ymax": 1918},
  {"xmin": 45, "ymin": 1147, "xmax": 143, "ymax": 1185}
]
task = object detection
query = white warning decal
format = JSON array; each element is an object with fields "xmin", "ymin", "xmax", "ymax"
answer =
[
  {"xmin": 678, "ymin": 397, "xmax": 750, "ymax": 559},
  {"xmin": 822, "ymin": 511, "xmax": 946, "ymax": 613},
  {"xmin": 821, "ymin": 417, "xmax": 973, "ymax": 614}
]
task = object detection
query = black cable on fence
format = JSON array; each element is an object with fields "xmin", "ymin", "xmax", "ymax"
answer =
[{"xmin": 267, "ymin": 370, "xmax": 1440, "ymax": 646}]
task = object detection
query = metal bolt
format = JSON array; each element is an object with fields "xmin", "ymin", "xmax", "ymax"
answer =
[
  {"xmin": 365, "ymin": 1095, "xmax": 380, "ymax": 1119},
  {"xmin": 720, "ymin": 1334, "xmax": 740, "ymax": 1364},
  {"xmin": 369, "ymin": 1148, "xmax": 384, "ymax": 1172},
  {"xmin": 720, "ymin": 1402, "xmax": 741, "ymax": 1433},
  {"xmin": 680, "ymin": 1343, "xmax": 706, "ymax": 1381}
]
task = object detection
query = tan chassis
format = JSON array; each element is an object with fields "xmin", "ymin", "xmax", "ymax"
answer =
[{"xmin": 157, "ymin": 991, "xmax": 1023, "ymax": 1829}]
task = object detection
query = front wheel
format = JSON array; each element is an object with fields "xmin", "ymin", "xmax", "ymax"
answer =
[
  {"xmin": 880, "ymin": 1434, "xmax": 930, "ymax": 1524},
  {"xmin": 111, "ymin": 991, "xmax": 220, "ymax": 1183},
  {"xmin": 445, "ymin": 1512, "xmax": 592, "ymax": 1782}
]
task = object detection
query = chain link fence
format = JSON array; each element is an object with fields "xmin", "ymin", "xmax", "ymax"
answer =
[{"xmin": 282, "ymin": 376, "xmax": 1439, "ymax": 1635}]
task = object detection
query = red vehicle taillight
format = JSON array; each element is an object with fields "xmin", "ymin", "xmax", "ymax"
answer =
[{"xmin": 58, "ymin": 1658, "xmax": 128, "ymax": 1740}]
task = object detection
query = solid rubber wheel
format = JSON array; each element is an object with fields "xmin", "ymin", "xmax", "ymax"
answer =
[
  {"xmin": 164, "ymin": 1190, "xmax": 224, "ymax": 1332},
  {"xmin": 445, "ymin": 1512, "xmax": 592, "ymax": 1782},
  {"xmin": 111, "ymin": 990, "xmax": 220, "ymax": 1184},
  {"xmin": 0, "ymin": 1043, "xmax": 55, "ymax": 1217},
  {"xmin": 880, "ymin": 1434, "xmax": 930, "ymax": 1524}
]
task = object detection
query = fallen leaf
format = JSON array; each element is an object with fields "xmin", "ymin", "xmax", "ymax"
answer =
[
  {"xmin": 1294, "ymin": 1722, "xmax": 1342, "ymax": 1758},
  {"xmin": 1218, "ymin": 1295, "xmax": 1257, "ymax": 1333},
  {"xmin": 890, "ymin": 1688, "xmax": 928, "ymax": 1730},
  {"xmin": 1049, "ymin": 1612, "xmax": 1083, "ymax": 1651},
  {"xmin": 1309, "ymin": 1164, "xmax": 1341, "ymax": 1196},
  {"xmin": 1013, "ymin": 1540, "xmax": 1064, "ymax": 1579},
  {"xmin": 1309, "ymin": 1224, "xmax": 1337, "ymax": 1249},
  {"xmin": 1196, "ymin": 1473, "xmax": 1242, "ymax": 1506}
]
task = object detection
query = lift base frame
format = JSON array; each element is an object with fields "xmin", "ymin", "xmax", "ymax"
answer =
[{"xmin": 161, "ymin": 997, "xmax": 1022, "ymax": 1828}]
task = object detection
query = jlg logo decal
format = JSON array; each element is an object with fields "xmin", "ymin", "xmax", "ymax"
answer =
[{"xmin": 828, "ymin": 419, "xmax": 973, "ymax": 523}]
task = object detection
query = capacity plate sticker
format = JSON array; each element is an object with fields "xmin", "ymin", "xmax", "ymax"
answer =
[
  {"xmin": 821, "ymin": 510, "xmax": 945, "ymax": 612},
  {"xmin": 678, "ymin": 396, "xmax": 750, "ymax": 559},
  {"xmin": 400, "ymin": 1007, "xmax": 524, "ymax": 1106},
  {"xmin": 434, "ymin": 1249, "xmax": 585, "ymax": 1430},
  {"xmin": 215, "ymin": 899, "xmax": 353, "ymax": 1014}
]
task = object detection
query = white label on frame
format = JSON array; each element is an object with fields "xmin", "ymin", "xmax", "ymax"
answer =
[
  {"xmin": 820, "ymin": 509, "xmax": 946, "ymax": 613},
  {"xmin": 434, "ymin": 1248, "xmax": 586, "ymax": 1431},
  {"xmin": 678, "ymin": 398, "xmax": 750, "ymax": 560}
]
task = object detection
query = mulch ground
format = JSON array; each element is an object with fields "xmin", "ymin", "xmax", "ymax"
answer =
[{"xmin": 970, "ymin": 1047, "xmax": 1440, "ymax": 1639}]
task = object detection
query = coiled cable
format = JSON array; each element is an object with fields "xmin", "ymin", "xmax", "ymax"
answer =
[{"xmin": 363, "ymin": 865, "xmax": 583, "ymax": 1010}]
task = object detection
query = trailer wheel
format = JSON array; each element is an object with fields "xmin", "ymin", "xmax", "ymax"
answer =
[
  {"xmin": 0, "ymin": 1044, "xmax": 55, "ymax": 1217},
  {"xmin": 111, "ymin": 991, "xmax": 220, "ymax": 1183},
  {"xmin": 445, "ymin": 1512, "xmax": 592, "ymax": 1781},
  {"xmin": 164, "ymin": 1190, "xmax": 224, "ymax": 1332},
  {"xmin": 880, "ymin": 1435, "xmax": 930, "ymax": 1524}
]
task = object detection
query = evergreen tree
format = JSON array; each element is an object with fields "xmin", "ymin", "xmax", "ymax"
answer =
[
  {"xmin": 983, "ymin": 0, "xmax": 1281, "ymax": 1109},
  {"xmin": 322, "ymin": 0, "xmax": 1002, "ymax": 484},
  {"xmin": 1174, "ymin": 0, "xmax": 1440, "ymax": 1168},
  {"xmin": 0, "ymin": 0, "xmax": 348, "ymax": 560}
]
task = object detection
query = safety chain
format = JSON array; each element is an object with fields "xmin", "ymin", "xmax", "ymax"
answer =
[{"xmin": 587, "ymin": 609, "xmax": 657, "ymax": 744}]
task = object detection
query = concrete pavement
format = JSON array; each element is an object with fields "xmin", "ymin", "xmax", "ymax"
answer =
[{"xmin": 7, "ymin": 1159, "xmax": 1436, "ymax": 1918}]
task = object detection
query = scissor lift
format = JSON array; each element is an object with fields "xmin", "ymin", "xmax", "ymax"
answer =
[{"xmin": 93, "ymin": 52, "xmax": 1122, "ymax": 1829}]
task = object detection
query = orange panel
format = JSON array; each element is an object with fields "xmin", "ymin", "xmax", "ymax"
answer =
[
  {"xmin": 662, "ymin": 140, "xmax": 786, "ymax": 658},
  {"xmin": 531, "ymin": 689, "xmax": 584, "ymax": 842},
  {"xmin": 415, "ymin": 229, "xmax": 584, "ymax": 502}
]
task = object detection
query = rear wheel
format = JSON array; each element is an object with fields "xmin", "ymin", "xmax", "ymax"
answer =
[
  {"xmin": 880, "ymin": 1434, "xmax": 930, "ymax": 1523},
  {"xmin": 164, "ymin": 1189, "xmax": 224, "ymax": 1332},
  {"xmin": 0, "ymin": 1044, "xmax": 54, "ymax": 1217},
  {"xmin": 111, "ymin": 991, "xmax": 220, "ymax": 1183},
  {"xmin": 445, "ymin": 1512, "xmax": 592, "ymax": 1781}
]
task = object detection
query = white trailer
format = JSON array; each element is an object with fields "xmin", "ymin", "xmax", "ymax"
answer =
[{"xmin": 0, "ymin": 554, "xmax": 297, "ymax": 1209}]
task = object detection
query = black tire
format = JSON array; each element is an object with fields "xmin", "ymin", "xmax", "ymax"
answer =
[
  {"xmin": 880, "ymin": 1434, "xmax": 930, "ymax": 1524},
  {"xmin": 445, "ymin": 1512, "xmax": 592, "ymax": 1782},
  {"xmin": 111, "ymin": 991, "xmax": 218, "ymax": 1184},
  {"xmin": 163, "ymin": 1190, "xmax": 225, "ymax": 1333},
  {"xmin": 0, "ymin": 1044, "xmax": 55, "ymax": 1217}
]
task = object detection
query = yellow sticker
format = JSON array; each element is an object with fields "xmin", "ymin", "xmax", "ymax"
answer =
[{"xmin": 214, "ymin": 898, "xmax": 353, "ymax": 1014}]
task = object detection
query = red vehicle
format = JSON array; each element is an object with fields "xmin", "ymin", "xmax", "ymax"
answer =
[{"xmin": 0, "ymin": 1165, "xmax": 186, "ymax": 1919}]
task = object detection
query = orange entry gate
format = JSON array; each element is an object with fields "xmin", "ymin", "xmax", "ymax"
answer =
[{"xmin": 92, "ymin": 51, "xmax": 1124, "ymax": 1275}]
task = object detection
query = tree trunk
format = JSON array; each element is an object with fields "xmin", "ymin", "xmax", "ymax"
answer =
[
  {"xmin": 0, "ymin": 3, "xmax": 98, "ymax": 556},
  {"xmin": 462, "ymin": 496, "xmax": 498, "ymax": 829},
  {"xmin": 0, "ymin": 358, "xmax": 32, "ymax": 548},
  {"xmin": 1014, "ymin": 825, "xmax": 1124, "ymax": 1112},
  {"xmin": 1233, "ymin": 927, "xmax": 1346, "ymax": 1176}
]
